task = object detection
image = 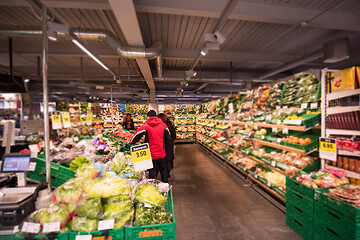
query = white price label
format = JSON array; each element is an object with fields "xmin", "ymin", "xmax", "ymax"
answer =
[
  {"xmin": 98, "ymin": 219, "xmax": 114, "ymax": 231},
  {"xmin": 245, "ymin": 124, "xmax": 248, "ymax": 128},
  {"xmin": 271, "ymin": 161, "xmax": 276, "ymax": 167},
  {"xmin": 75, "ymin": 235, "xmax": 92, "ymax": 240},
  {"xmin": 301, "ymin": 103, "xmax": 308, "ymax": 109},
  {"xmin": 29, "ymin": 144, "xmax": 39, "ymax": 153},
  {"xmin": 261, "ymin": 135, "xmax": 265, "ymax": 140},
  {"xmin": 277, "ymin": 120, "xmax": 281, "ymax": 125},
  {"xmin": 266, "ymin": 116, "xmax": 272, "ymax": 121},
  {"xmin": 74, "ymin": 137, "xmax": 79, "ymax": 142},
  {"xmin": 282, "ymin": 128, "xmax": 289, "ymax": 134},
  {"xmin": 272, "ymin": 127, "xmax": 278, "ymax": 133},
  {"xmin": 254, "ymin": 125, "xmax": 258, "ymax": 130},
  {"xmin": 31, "ymin": 152, "xmax": 38, "ymax": 158},
  {"xmin": 43, "ymin": 222, "xmax": 60, "ymax": 233},
  {"xmin": 311, "ymin": 103, "xmax": 318, "ymax": 109},
  {"xmin": 277, "ymin": 138, "xmax": 282, "ymax": 143},
  {"xmin": 22, "ymin": 222, "xmax": 40, "ymax": 233},
  {"xmin": 276, "ymin": 106, "xmax": 281, "ymax": 110},
  {"xmin": 267, "ymin": 182, "xmax": 271, "ymax": 187},
  {"xmin": 283, "ymin": 106, "xmax": 288, "ymax": 109},
  {"xmin": 28, "ymin": 162, "xmax": 36, "ymax": 171},
  {"xmin": 13, "ymin": 225, "xmax": 19, "ymax": 233},
  {"xmin": 50, "ymin": 141, "xmax": 55, "ymax": 149}
]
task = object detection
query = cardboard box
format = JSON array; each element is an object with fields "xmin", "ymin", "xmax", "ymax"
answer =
[{"xmin": 327, "ymin": 67, "xmax": 359, "ymax": 93}]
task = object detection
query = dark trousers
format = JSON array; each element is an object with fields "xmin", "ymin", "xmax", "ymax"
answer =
[{"xmin": 149, "ymin": 157, "xmax": 168, "ymax": 183}]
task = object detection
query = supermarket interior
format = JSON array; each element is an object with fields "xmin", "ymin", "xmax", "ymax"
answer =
[{"xmin": 1, "ymin": 0, "xmax": 360, "ymax": 239}]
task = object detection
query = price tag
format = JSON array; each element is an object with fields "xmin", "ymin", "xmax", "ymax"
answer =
[
  {"xmin": 98, "ymin": 219, "xmax": 114, "ymax": 231},
  {"xmin": 311, "ymin": 103, "xmax": 318, "ymax": 109},
  {"xmin": 266, "ymin": 115, "xmax": 272, "ymax": 121},
  {"xmin": 261, "ymin": 135, "xmax": 265, "ymax": 140},
  {"xmin": 13, "ymin": 225, "xmax": 19, "ymax": 233},
  {"xmin": 276, "ymin": 106, "xmax": 281, "ymax": 110},
  {"xmin": 52, "ymin": 114, "xmax": 62, "ymax": 129},
  {"xmin": 283, "ymin": 106, "xmax": 288, "ymax": 109},
  {"xmin": 43, "ymin": 222, "xmax": 60, "ymax": 233},
  {"xmin": 22, "ymin": 222, "xmax": 40, "ymax": 233},
  {"xmin": 277, "ymin": 120, "xmax": 281, "ymax": 125},
  {"xmin": 75, "ymin": 235, "xmax": 92, "ymax": 240},
  {"xmin": 86, "ymin": 113, "xmax": 93, "ymax": 126},
  {"xmin": 272, "ymin": 127, "xmax": 278, "ymax": 133},
  {"xmin": 245, "ymin": 124, "xmax": 248, "ymax": 128},
  {"xmin": 267, "ymin": 182, "xmax": 271, "ymax": 187},
  {"xmin": 62, "ymin": 112, "xmax": 71, "ymax": 128},
  {"xmin": 319, "ymin": 137, "xmax": 337, "ymax": 161},
  {"xmin": 50, "ymin": 141, "xmax": 55, "ymax": 149},
  {"xmin": 28, "ymin": 162, "xmax": 36, "ymax": 171},
  {"xmin": 254, "ymin": 125, "xmax": 258, "ymax": 130},
  {"xmin": 29, "ymin": 144, "xmax": 39, "ymax": 153},
  {"xmin": 131, "ymin": 143, "xmax": 153, "ymax": 172},
  {"xmin": 74, "ymin": 137, "xmax": 79, "ymax": 142},
  {"xmin": 277, "ymin": 138, "xmax": 282, "ymax": 143},
  {"xmin": 282, "ymin": 128, "xmax": 289, "ymax": 134},
  {"xmin": 301, "ymin": 103, "xmax": 308, "ymax": 109},
  {"xmin": 271, "ymin": 161, "xmax": 276, "ymax": 167}
]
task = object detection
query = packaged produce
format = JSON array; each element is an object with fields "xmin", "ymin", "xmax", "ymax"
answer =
[
  {"xmin": 76, "ymin": 163, "xmax": 99, "ymax": 178},
  {"xmin": 76, "ymin": 196, "xmax": 102, "ymax": 218},
  {"xmin": 71, "ymin": 217, "xmax": 98, "ymax": 232},
  {"xmin": 327, "ymin": 184, "xmax": 360, "ymax": 208},
  {"xmin": 53, "ymin": 178, "xmax": 87, "ymax": 204},
  {"xmin": 102, "ymin": 199, "xmax": 134, "ymax": 228},
  {"xmin": 37, "ymin": 203, "xmax": 74, "ymax": 227},
  {"xmin": 134, "ymin": 202, "xmax": 172, "ymax": 226},
  {"xmin": 69, "ymin": 157, "xmax": 90, "ymax": 171},
  {"xmin": 84, "ymin": 176, "xmax": 133, "ymax": 198},
  {"xmin": 134, "ymin": 180, "xmax": 170, "ymax": 207}
]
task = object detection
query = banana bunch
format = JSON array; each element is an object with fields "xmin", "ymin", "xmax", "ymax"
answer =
[
  {"xmin": 133, "ymin": 104, "xmax": 140, "ymax": 114},
  {"xmin": 142, "ymin": 104, "xmax": 148, "ymax": 113},
  {"xmin": 126, "ymin": 104, "xmax": 133, "ymax": 113}
]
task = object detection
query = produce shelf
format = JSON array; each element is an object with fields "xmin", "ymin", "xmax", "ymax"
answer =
[
  {"xmin": 196, "ymin": 132, "xmax": 286, "ymax": 175},
  {"xmin": 327, "ymin": 106, "xmax": 360, "ymax": 115},
  {"xmin": 253, "ymin": 139, "xmax": 316, "ymax": 155},
  {"xmin": 327, "ymin": 129, "xmax": 360, "ymax": 136},
  {"xmin": 196, "ymin": 140, "xmax": 286, "ymax": 203}
]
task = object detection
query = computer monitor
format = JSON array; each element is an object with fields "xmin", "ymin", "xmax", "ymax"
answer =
[{"xmin": 1, "ymin": 153, "xmax": 32, "ymax": 173}]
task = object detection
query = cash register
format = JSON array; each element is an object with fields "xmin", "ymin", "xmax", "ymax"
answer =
[{"xmin": 0, "ymin": 153, "xmax": 39, "ymax": 228}]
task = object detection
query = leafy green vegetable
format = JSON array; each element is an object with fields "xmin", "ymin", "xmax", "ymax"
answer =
[
  {"xmin": 114, "ymin": 209, "xmax": 134, "ymax": 229},
  {"xmin": 102, "ymin": 194, "xmax": 131, "ymax": 204},
  {"xmin": 37, "ymin": 203, "xmax": 71, "ymax": 225},
  {"xmin": 76, "ymin": 197, "xmax": 101, "ymax": 218},
  {"xmin": 84, "ymin": 177, "xmax": 133, "ymax": 198},
  {"xmin": 134, "ymin": 203, "xmax": 172, "ymax": 226},
  {"xmin": 71, "ymin": 217, "xmax": 98, "ymax": 232},
  {"xmin": 76, "ymin": 163, "xmax": 98, "ymax": 178},
  {"xmin": 69, "ymin": 157, "xmax": 90, "ymax": 171},
  {"xmin": 111, "ymin": 153, "xmax": 129, "ymax": 174},
  {"xmin": 102, "ymin": 200, "xmax": 134, "ymax": 229},
  {"xmin": 55, "ymin": 178, "xmax": 86, "ymax": 203},
  {"xmin": 135, "ymin": 184, "xmax": 166, "ymax": 207}
]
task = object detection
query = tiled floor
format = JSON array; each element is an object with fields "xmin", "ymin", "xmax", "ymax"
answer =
[{"xmin": 170, "ymin": 144, "xmax": 302, "ymax": 240}]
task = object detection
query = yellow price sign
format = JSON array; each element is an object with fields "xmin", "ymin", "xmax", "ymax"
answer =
[
  {"xmin": 62, "ymin": 112, "xmax": 70, "ymax": 123},
  {"xmin": 319, "ymin": 137, "xmax": 337, "ymax": 161},
  {"xmin": 320, "ymin": 141, "xmax": 336, "ymax": 153},
  {"xmin": 132, "ymin": 148, "xmax": 151, "ymax": 163},
  {"xmin": 87, "ymin": 113, "xmax": 93, "ymax": 121},
  {"xmin": 52, "ymin": 115, "xmax": 61, "ymax": 123},
  {"xmin": 131, "ymin": 143, "xmax": 153, "ymax": 171}
]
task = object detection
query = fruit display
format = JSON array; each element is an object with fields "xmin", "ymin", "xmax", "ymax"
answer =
[
  {"xmin": 56, "ymin": 102, "xmax": 70, "ymax": 111},
  {"xmin": 283, "ymin": 136, "xmax": 312, "ymax": 145},
  {"xmin": 327, "ymin": 185, "xmax": 360, "ymax": 208}
]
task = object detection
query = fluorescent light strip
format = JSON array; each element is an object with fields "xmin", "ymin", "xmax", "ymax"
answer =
[{"xmin": 72, "ymin": 39, "xmax": 109, "ymax": 71}]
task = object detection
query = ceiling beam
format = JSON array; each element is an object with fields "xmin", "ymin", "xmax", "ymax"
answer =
[{"xmin": 107, "ymin": 0, "xmax": 155, "ymax": 92}]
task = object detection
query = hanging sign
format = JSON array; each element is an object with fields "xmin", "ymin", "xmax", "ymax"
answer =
[
  {"xmin": 131, "ymin": 143, "xmax": 153, "ymax": 172},
  {"xmin": 319, "ymin": 137, "xmax": 337, "ymax": 161},
  {"xmin": 52, "ymin": 113, "xmax": 62, "ymax": 129},
  {"xmin": 86, "ymin": 112, "xmax": 93, "ymax": 125},
  {"xmin": 62, "ymin": 112, "xmax": 71, "ymax": 128}
]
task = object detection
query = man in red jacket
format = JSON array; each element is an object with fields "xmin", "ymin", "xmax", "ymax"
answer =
[{"xmin": 131, "ymin": 110, "xmax": 171, "ymax": 183}]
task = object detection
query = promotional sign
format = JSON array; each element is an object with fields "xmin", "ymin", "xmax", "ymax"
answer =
[
  {"xmin": 131, "ymin": 143, "xmax": 153, "ymax": 172},
  {"xmin": 52, "ymin": 113, "xmax": 62, "ymax": 129},
  {"xmin": 86, "ymin": 112, "xmax": 93, "ymax": 126},
  {"xmin": 319, "ymin": 137, "xmax": 337, "ymax": 161},
  {"xmin": 62, "ymin": 112, "xmax": 71, "ymax": 128}
]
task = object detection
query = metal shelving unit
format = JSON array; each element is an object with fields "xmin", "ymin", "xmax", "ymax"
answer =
[{"xmin": 321, "ymin": 68, "xmax": 360, "ymax": 178}]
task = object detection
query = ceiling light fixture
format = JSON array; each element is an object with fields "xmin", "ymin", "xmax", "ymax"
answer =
[
  {"xmin": 24, "ymin": 79, "xmax": 29, "ymax": 83},
  {"xmin": 180, "ymin": 80, "xmax": 189, "ymax": 87},
  {"xmin": 186, "ymin": 69, "xmax": 197, "ymax": 77},
  {"xmin": 72, "ymin": 39, "xmax": 110, "ymax": 71},
  {"xmin": 48, "ymin": 30, "xmax": 58, "ymax": 41},
  {"xmin": 200, "ymin": 48, "xmax": 208, "ymax": 56}
]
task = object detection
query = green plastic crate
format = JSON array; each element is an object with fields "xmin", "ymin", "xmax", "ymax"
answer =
[
  {"xmin": 286, "ymin": 202, "xmax": 313, "ymax": 226},
  {"xmin": 286, "ymin": 213, "xmax": 313, "ymax": 240},
  {"xmin": 124, "ymin": 189, "xmax": 175, "ymax": 240},
  {"xmin": 286, "ymin": 189, "xmax": 314, "ymax": 215},
  {"xmin": 314, "ymin": 189, "xmax": 360, "ymax": 221},
  {"xmin": 313, "ymin": 220, "xmax": 353, "ymax": 240},
  {"xmin": 12, "ymin": 232, "xmax": 68, "ymax": 240},
  {"xmin": 281, "ymin": 134, "xmax": 319, "ymax": 153},
  {"xmin": 0, "ymin": 235, "xmax": 13, "ymax": 240},
  {"xmin": 301, "ymin": 159, "xmax": 320, "ymax": 173},
  {"xmin": 69, "ymin": 228, "xmax": 124, "ymax": 240},
  {"xmin": 286, "ymin": 177, "xmax": 316, "ymax": 199}
]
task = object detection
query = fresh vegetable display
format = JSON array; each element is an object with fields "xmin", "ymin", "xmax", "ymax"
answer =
[
  {"xmin": 76, "ymin": 197, "xmax": 102, "ymax": 218},
  {"xmin": 135, "ymin": 182, "xmax": 167, "ymax": 207},
  {"xmin": 76, "ymin": 163, "xmax": 99, "ymax": 178},
  {"xmin": 134, "ymin": 202, "xmax": 172, "ymax": 226},
  {"xmin": 71, "ymin": 217, "xmax": 98, "ymax": 232}
]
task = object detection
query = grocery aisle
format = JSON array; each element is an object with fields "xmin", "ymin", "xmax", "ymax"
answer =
[{"xmin": 171, "ymin": 144, "xmax": 301, "ymax": 240}]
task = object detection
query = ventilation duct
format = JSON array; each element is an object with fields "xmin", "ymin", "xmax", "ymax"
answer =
[{"xmin": 323, "ymin": 37, "xmax": 350, "ymax": 63}]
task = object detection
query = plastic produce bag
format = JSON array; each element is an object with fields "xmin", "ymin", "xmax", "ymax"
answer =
[
  {"xmin": 71, "ymin": 217, "xmax": 98, "ymax": 232},
  {"xmin": 76, "ymin": 196, "xmax": 102, "ymax": 218},
  {"xmin": 134, "ymin": 179, "xmax": 171, "ymax": 207},
  {"xmin": 134, "ymin": 203, "xmax": 172, "ymax": 226},
  {"xmin": 52, "ymin": 178, "xmax": 87, "ymax": 204},
  {"xmin": 76, "ymin": 163, "xmax": 99, "ymax": 178},
  {"xmin": 84, "ymin": 176, "xmax": 133, "ymax": 198},
  {"xmin": 102, "ymin": 199, "xmax": 134, "ymax": 229},
  {"xmin": 37, "ymin": 203, "xmax": 74, "ymax": 227}
]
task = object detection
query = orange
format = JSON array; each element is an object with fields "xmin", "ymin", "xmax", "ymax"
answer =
[{"xmin": 305, "ymin": 138, "xmax": 312, "ymax": 143}]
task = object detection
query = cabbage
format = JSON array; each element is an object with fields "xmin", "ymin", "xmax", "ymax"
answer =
[
  {"xmin": 69, "ymin": 157, "xmax": 90, "ymax": 171},
  {"xmin": 134, "ymin": 203, "xmax": 171, "ymax": 226},
  {"xmin": 55, "ymin": 178, "xmax": 85, "ymax": 203},
  {"xmin": 111, "ymin": 153, "xmax": 128, "ymax": 174},
  {"xmin": 38, "ymin": 203, "xmax": 71, "ymax": 225},
  {"xmin": 71, "ymin": 217, "xmax": 98, "ymax": 232},
  {"xmin": 120, "ymin": 166, "xmax": 140, "ymax": 179},
  {"xmin": 135, "ymin": 184, "xmax": 166, "ymax": 207},
  {"xmin": 114, "ymin": 209, "xmax": 134, "ymax": 229},
  {"xmin": 76, "ymin": 163, "xmax": 98, "ymax": 178},
  {"xmin": 84, "ymin": 177, "xmax": 133, "ymax": 198},
  {"xmin": 76, "ymin": 197, "xmax": 101, "ymax": 218}
]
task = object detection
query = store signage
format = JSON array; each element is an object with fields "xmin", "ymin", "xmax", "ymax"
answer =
[
  {"xmin": 75, "ymin": 235, "xmax": 92, "ymax": 240},
  {"xmin": 311, "ymin": 103, "xmax": 318, "ymax": 109},
  {"xmin": 98, "ymin": 219, "xmax": 114, "ymax": 231},
  {"xmin": 62, "ymin": 112, "xmax": 71, "ymax": 128},
  {"xmin": 131, "ymin": 143, "xmax": 153, "ymax": 172},
  {"xmin": 282, "ymin": 128, "xmax": 289, "ymax": 134},
  {"xmin": 254, "ymin": 125, "xmax": 258, "ymax": 130},
  {"xmin": 301, "ymin": 103, "xmax": 308, "ymax": 109},
  {"xmin": 22, "ymin": 222, "xmax": 40, "ymax": 233},
  {"xmin": 86, "ymin": 113, "xmax": 93, "ymax": 125},
  {"xmin": 28, "ymin": 162, "xmax": 36, "ymax": 171},
  {"xmin": 319, "ymin": 137, "xmax": 337, "ymax": 161},
  {"xmin": 52, "ymin": 113, "xmax": 62, "ymax": 129},
  {"xmin": 43, "ymin": 222, "xmax": 60, "ymax": 233},
  {"xmin": 272, "ymin": 127, "xmax": 278, "ymax": 133}
]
